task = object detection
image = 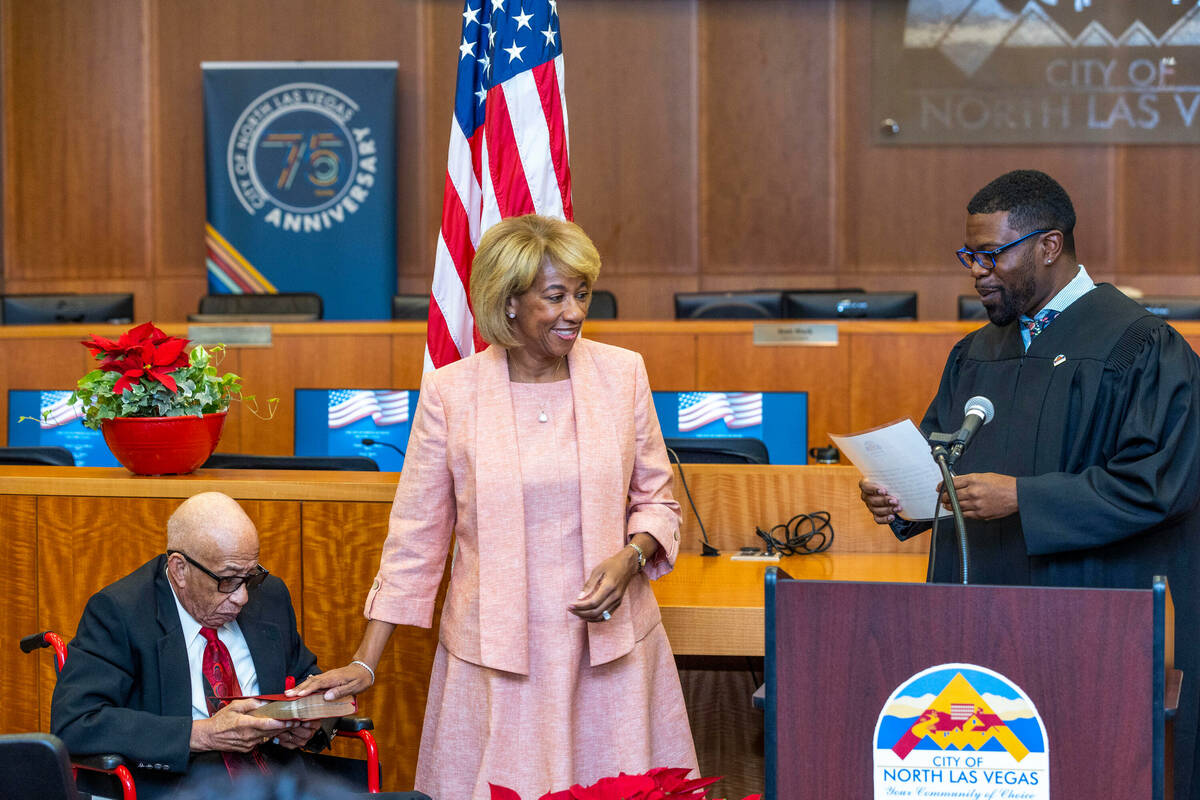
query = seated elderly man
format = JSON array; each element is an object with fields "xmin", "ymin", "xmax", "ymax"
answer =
[{"xmin": 51, "ymin": 492, "xmax": 327, "ymax": 798}]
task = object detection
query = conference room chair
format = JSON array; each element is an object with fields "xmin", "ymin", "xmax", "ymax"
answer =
[
  {"xmin": 588, "ymin": 289, "xmax": 618, "ymax": 319},
  {"xmin": 201, "ymin": 454, "xmax": 380, "ymax": 471},
  {"xmin": 664, "ymin": 437, "xmax": 770, "ymax": 465},
  {"xmin": 0, "ymin": 446, "xmax": 76, "ymax": 466},
  {"xmin": 21, "ymin": 630, "xmax": 390, "ymax": 796},
  {"xmin": 192, "ymin": 292, "xmax": 323, "ymax": 321},
  {"xmin": 673, "ymin": 291, "xmax": 784, "ymax": 320},
  {"xmin": 391, "ymin": 294, "xmax": 431, "ymax": 320},
  {"xmin": 0, "ymin": 732, "xmax": 86, "ymax": 800},
  {"xmin": 958, "ymin": 294, "xmax": 988, "ymax": 321}
]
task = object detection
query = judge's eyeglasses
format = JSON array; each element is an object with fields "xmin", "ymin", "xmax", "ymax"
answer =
[
  {"xmin": 168, "ymin": 550, "xmax": 269, "ymax": 593},
  {"xmin": 956, "ymin": 229, "xmax": 1050, "ymax": 271}
]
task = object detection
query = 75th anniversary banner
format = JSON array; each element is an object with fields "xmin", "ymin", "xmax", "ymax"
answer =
[{"xmin": 203, "ymin": 62, "xmax": 397, "ymax": 319}]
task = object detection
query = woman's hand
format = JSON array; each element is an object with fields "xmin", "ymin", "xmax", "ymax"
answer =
[
  {"xmin": 285, "ymin": 662, "xmax": 374, "ymax": 701},
  {"xmin": 568, "ymin": 546, "xmax": 640, "ymax": 622}
]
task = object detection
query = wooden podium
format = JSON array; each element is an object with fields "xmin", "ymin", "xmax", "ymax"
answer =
[{"xmin": 764, "ymin": 568, "xmax": 1176, "ymax": 800}]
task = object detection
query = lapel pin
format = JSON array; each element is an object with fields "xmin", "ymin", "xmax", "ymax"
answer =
[{"xmin": 1053, "ymin": 354, "xmax": 1066, "ymax": 366}]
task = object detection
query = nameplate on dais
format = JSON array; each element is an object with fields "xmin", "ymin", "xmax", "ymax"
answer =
[
  {"xmin": 187, "ymin": 325, "xmax": 273, "ymax": 347},
  {"xmin": 753, "ymin": 323, "xmax": 838, "ymax": 346}
]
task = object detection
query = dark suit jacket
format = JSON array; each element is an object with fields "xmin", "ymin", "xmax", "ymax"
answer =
[{"xmin": 50, "ymin": 555, "xmax": 319, "ymax": 798}]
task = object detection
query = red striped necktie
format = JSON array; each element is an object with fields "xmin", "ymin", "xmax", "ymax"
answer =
[{"xmin": 200, "ymin": 627, "xmax": 269, "ymax": 776}]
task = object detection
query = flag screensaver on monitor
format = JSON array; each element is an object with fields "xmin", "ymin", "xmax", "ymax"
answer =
[
  {"xmin": 7, "ymin": 390, "xmax": 120, "ymax": 466},
  {"xmin": 293, "ymin": 389, "xmax": 419, "ymax": 471},
  {"xmin": 652, "ymin": 391, "xmax": 808, "ymax": 464}
]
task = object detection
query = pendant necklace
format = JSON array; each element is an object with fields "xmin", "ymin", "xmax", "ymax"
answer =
[{"xmin": 536, "ymin": 358, "xmax": 567, "ymax": 423}]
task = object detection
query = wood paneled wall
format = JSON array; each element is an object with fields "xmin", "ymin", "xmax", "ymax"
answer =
[{"xmin": 2, "ymin": 0, "xmax": 1199, "ymax": 323}]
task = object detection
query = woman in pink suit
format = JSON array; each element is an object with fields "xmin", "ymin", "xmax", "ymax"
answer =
[{"xmin": 291, "ymin": 214, "xmax": 698, "ymax": 798}]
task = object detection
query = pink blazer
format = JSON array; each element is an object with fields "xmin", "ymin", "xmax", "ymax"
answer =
[{"xmin": 363, "ymin": 337, "xmax": 682, "ymax": 675}]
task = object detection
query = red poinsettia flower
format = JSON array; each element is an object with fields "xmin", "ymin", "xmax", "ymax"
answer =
[
  {"xmin": 81, "ymin": 322, "xmax": 192, "ymax": 395},
  {"xmin": 108, "ymin": 336, "xmax": 190, "ymax": 394},
  {"xmin": 569, "ymin": 773, "xmax": 657, "ymax": 800}
]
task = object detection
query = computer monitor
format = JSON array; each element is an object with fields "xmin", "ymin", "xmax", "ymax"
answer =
[
  {"xmin": 1, "ymin": 293, "xmax": 134, "ymax": 325},
  {"xmin": 6, "ymin": 390, "xmax": 119, "ymax": 466},
  {"xmin": 652, "ymin": 391, "xmax": 808, "ymax": 464},
  {"xmin": 294, "ymin": 389, "xmax": 419, "ymax": 471},
  {"xmin": 783, "ymin": 291, "xmax": 917, "ymax": 320},
  {"xmin": 1139, "ymin": 296, "xmax": 1200, "ymax": 321},
  {"xmin": 673, "ymin": 291, "xmax": 784, "ymax": 320}
]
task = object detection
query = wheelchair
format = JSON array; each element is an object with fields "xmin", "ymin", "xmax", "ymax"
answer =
[{"xmin": 21, "ymin": 630, "xmax": 386, "ymax": 797}]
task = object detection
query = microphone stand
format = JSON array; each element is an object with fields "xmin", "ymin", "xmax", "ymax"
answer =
[{"xmin": 927, "ymin": 431, "xmax": 970, "ymax": 585}]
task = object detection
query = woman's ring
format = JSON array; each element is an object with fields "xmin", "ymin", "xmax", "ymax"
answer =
[{"xmin": 601, "ymin": 610, "xmax": 612, "ymax": 621}]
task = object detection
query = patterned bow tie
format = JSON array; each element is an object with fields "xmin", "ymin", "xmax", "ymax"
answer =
[{"xmin": 1024, "ymin": 309, "xmax": 1060, "ymax": 340}]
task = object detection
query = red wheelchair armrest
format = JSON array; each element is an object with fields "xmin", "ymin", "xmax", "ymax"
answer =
[{"xmin": 71, "ymin": 757, "xmax": 137, "ymax": 800}]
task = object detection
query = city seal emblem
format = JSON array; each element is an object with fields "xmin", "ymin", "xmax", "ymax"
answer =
[
  {"xmin": 874, "ymin": 663, "xmax": 1049, "ymax": 799},
  {"xmin": 225, "ymin": 81, "xmax": 378, "ymax": 233}
]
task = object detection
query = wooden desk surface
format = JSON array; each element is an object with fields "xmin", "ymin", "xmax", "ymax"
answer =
[{"xmin": 652, "ymin": 552, "xmax": 928, "ymax": 655}]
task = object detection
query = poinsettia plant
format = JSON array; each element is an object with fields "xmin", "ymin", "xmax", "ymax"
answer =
[
  {"xmin": 68, "ymin": 321, "xmax": 247, "ymax": 429},
  {"xmin": 489, "ymin": 767, "xmax": 761, "ymax": 800}
]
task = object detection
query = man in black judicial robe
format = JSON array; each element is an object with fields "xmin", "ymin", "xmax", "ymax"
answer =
[{"xmin": 860, "ymin": 169, "xmax": 1200, "ymax": 800}]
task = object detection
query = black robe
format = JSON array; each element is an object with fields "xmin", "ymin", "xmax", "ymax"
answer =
[{"xmin": 896, "ymin": 284, "xmax": 1200, "ymax": 800}]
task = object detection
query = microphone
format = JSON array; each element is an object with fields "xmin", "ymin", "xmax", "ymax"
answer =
[
  {"xmin": 361, "ymin": 438, "xmax": 405, "ymax": 457},
  {"xmin": 948, "ymin": 395, "xmax": 994, "ymax": 465}
]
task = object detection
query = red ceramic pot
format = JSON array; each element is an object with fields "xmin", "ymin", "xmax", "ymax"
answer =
[{"xmin": 101, "ymin": 411, "xmax": 227, "ymax": 475}]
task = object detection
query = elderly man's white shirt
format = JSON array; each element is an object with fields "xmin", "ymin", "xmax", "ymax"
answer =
[{"xmin": 167, "ymin": 578, "xmax": 261, "ymax": 720}]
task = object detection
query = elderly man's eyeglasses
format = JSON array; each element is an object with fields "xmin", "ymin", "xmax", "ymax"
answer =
[
  {"xmin": 956, "ymin": 229, "xmax": 1050, "ymax": 271},
  {"xmin": 168, "ymin": 550, "xmax": 269, "ymax": 593}
]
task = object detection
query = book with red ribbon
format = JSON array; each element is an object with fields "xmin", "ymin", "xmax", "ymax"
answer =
[{"xmin": 222, "ymin": 693, "xmax": 357, "ymax": 721}]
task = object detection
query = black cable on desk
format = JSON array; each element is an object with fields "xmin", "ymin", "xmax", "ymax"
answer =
[{"xmin": 754, "ymin": 511, "xmax": 834, "ymax": 556}]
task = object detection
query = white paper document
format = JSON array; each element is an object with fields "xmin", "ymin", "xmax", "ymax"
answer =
[{"xmin": 830, "ymin": 419, "xmax": 950, "ymax": 522}]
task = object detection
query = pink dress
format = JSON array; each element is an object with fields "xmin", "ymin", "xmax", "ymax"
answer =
[{"xmin": 413, "ymin": 379, "xmax": 697, "ymax": 799}]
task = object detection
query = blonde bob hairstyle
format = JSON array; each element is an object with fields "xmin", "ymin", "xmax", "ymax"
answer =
[{"xmin": 470, "ymin": 214, "xmax": 602, "ymax": 348}]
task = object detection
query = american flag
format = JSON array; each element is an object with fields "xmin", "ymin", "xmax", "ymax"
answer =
[
  {"xmin": 328, "ymin": 390, "xmax": 410, "ymax": 429},
  {"xmin": 425, "ymin": 0, "xmax": 571, "ymax": 370},
  {"xmin": 40, "ymin": 391, "xmax": 85, "ymax": 429},
  {"xmin": 678, "ymin": 392, "xmax": 763, "ymax": 433}
]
